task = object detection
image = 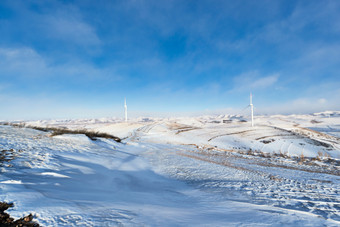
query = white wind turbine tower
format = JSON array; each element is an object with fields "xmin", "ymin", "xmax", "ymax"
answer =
[
  {"xmin": 124, "ymin": 98, "xmax": 128, "ymax": 122},
  {"xmin": 249, "ymin": 93, "xmax": 254, "ymax": 127}
]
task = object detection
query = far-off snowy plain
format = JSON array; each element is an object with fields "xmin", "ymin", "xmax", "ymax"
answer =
[{"xmin": 0, "ymin": 111, "xmax": 339, "ymax": 226}]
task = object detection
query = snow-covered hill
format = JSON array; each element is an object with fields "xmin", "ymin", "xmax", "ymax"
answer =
[
  {"xmin": 1, "ymin": 112, "xmax": 339, "ymax": 226},
  {"xmin": 23, "ymin": 111, "xmax": 340, "ymax": 159}
]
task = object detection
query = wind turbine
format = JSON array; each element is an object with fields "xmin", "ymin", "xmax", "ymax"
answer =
[
  {"xmin": 249, "ymin": 93, "xmax": 254, "ymax": 127},
  {"xmin": 124, "ymin": 98, "xmax": 128, "ymax": 122}
]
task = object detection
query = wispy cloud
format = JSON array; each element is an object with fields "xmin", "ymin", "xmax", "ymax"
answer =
[
  {"xmin": 1, "ymin": 0, "xmax": 101, "ymax": 55},
  {"xmin": 259, "ymin": 96, "xmax": 340, "ymax": 115},
  {"xmin": 0, "ymin": 47, "xmax": 48, "ymax": 78},
  {"xmin": 0, "ymin": 46, "xmax": 122, "ymax": 92},
  {"xmin": 232, "ymin": 71, "xmax": 279, "ymax": 92},
  {"xmin": 43, "ymin": 12, "xmax": 101, "ymax": 46}
]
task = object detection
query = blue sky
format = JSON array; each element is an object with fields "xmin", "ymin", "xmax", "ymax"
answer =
[{"xmin": 0, "ymin": 0, "xmax": 339, "ymax": 120}]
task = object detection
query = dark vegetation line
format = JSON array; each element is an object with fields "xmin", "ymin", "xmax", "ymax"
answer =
[
  {"xmin": 0, "ymin": 202, "xmax": 39, "ymax": 226},
  {"xmin": 0, "ymin": 122, "xmax": 121, "ymax": 142},
  {"xmin": 35, "ymin": 126, "xmax": 122, "ymax": 142}
]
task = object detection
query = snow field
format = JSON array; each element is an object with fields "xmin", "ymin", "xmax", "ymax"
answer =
[{"xmin": 0, "ymin": 111, "xmax": 339, "ymax": 226}]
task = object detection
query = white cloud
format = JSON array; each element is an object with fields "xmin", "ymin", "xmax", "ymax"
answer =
[
  {"xmin": 0, "ymin": 46, "xmax": 121, "ymax": 81},
  {"xmin": 232, "ymin": 71, "xmax": 279, "ymax": 92},
  {"xmin": 0, "ymin": 47, "xmax": 48, "ymax": 78},
  {"xmin": 4, "ymin": 1, "xmax": 101, "ymax": 47},
  {"xmin": 251, "ymin": 74, "xmax": 279, "ymax": 89},
  {"xmin": 318, "ymin": 98, "xmax": 327, "ymax": 104},
  {"xmin": 258, "ymin": 96, "xmax": 339, "ymax": 115},
  {"xmin": 288, "ymin": 44, "xmax": 340, "ymax": 75},
  {"xmin": 44, "ymin": 13, "xmax": 101, "ymax": 46}
]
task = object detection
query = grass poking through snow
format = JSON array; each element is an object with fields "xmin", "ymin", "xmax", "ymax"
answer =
[
  {"xmin": 0, "ymin": 122, "xmax": 121, "ymax": 142},
  {"xmin": 0, "ymin": 202, "xmax": 39, "ymax": 226}
]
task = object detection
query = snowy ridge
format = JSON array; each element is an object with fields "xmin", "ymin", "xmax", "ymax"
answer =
[{"xmin": 22, "ymin": 111, "xmax": 340, "ymax": 159}]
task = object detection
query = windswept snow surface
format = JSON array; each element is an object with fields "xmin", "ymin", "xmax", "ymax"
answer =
[{"xmin": 1, "ymin": 112, "xmax": 340, "ymax": 226}]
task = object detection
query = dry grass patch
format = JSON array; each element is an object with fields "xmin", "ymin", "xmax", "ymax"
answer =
[
  {"xmin": 0, "ymin": 202, "xmax": 39, "ymax": 226},
  {"xmin": 47, "ymin": 127, "xmax": 121, "ymax": 142},
  {"xmin": 0, "ymin": 123, "xmax": 121, "ymax": 142}
]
